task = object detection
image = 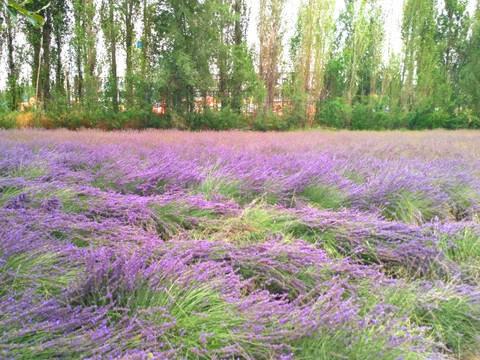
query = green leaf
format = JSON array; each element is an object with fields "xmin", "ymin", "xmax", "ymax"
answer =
[
  {"xmin": 7, "ymin": 0, "xmax": 31, "ymax": 15},
  {"xmin": 6, "ymin": 0, "xmax": 48, "ymax": 28},
  {"xmin": 6, "ymin": 5, "xmax": 19, "ymax": 23},
  {"xmin": 31, "ymin": 13, "xmax": 45, "ymax": 26}
]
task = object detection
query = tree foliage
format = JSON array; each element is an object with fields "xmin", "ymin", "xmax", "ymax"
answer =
[{"xmin": 1, "ymin": 0, "xmax": 480, "ymax": 131}]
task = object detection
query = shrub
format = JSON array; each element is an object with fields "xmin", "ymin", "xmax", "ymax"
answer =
[
  {"xmin": 407, "ymin": 106, "xmax": 449, "ymax": 130},
  {"xmin": 15, "ymin": 111, "xmax": 35, "ymax": 128},
  {"xmin": 447, "ymin": 109, "xmax": 480, "ymax": 129},
  {"xmin": 252, "ymin": 111, "xmax": 291, "ymax": 131},
  {"xmin": 317, "ymin": 97, "xmax": 350, "ymax": 129},
  {"xmin": 351, "ymin": 102, "xmax": 372, "ymax": 130},
  {"xmin": 0, "ymin": 110, "xmax": 18, "ymax": 129},
  {"xmin": 143, "ymin": 112, "xmax": 173, "ymax": 129}
]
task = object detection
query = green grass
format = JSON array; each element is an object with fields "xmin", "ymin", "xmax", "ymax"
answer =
[
  {"xmin": 149, "ymin": 201, "xmax": 217, "ymax": 239},
  {"xmin": 381, "ymin": 191, "xmax": 447, "ymax": 224},
  {"xmin": 295, "ymin": 279, "xmax": 480, "ymax": 359},
  {"xmin": 447, "ymin": 185, "xmax": 480, "ymax": 220},
  {"xmin": 91, "ymin": 176, "xmax": 120, "ymax": 192},
  {"xmin": 0, "ymin": 186, "xmax": 23, "ymax": 206},
  {"xmin": 343, "ymin": 170, "xmax": 365, "ymax": 185},
  {"xmin": 196, "ymin": 176, "xmax": 243, "ymax": 201},
  {"xmin": 293, "ymin": 282, "xmax": 426, "ymax": 359},
  {"xmin": 186, "ymin": 203, "xmax": 344, "ymax": 257},
  {"xmin": 437, "ymin": 227, "xmax": 480, "ymax": 281},
  {"xmin": 77, "ymin": 270, "xmax": 274, "ymax": 359},
  {"xmin": 439, "ymin": 228, "xmax": 480, "ymax": 263},
  {"xmin": 300, "ymin": 184, "xmax": 349, "ymax": 210},
  {"xmin": 373, "ymin": 281, "xmax": 480, "ymax": 358},
  {"xmin": 413, "ymin": 288, "xmax": 480, "ymax": 356},
  {"xmin": 50, "ymin": 229, "xmax": 91, "ymax": 247},
  {"xmin": 9, "ymin": 165, "xmax": 46, "ymax": 180},
  {"xmin": 126, "ymin": 284, "xmax": 249, "ymax": 356},
  {"xmin": 53, "ymin": 189, "xmax": 91, "ymax": 214},
  {"xmin": 0, "ymin": 252, "xmax": 80, "ymax": 299}
]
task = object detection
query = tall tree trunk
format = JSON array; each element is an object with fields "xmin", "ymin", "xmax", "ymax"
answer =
[
  {"xmin": 230, "ymin": 0, "xmax": 245, "ymax": 112},
  {"xmin": 125, "ymin": 0, "xmax": 134, "ymax": 106},
  {"xmin": 218, "ymin": 14, "xmax": 228, "ymax": 107},
  {"xmin": 233, "ymin": 0, "xmax": 242, "ymax": 46},
  {"xmin": 6, "ymin": 12, "xmax": 17, "ymax": 110},
  {"xmin": 141, "ymin": 0, "xmax": 149, "ymax": 76},
  {"xmin": 40, "ymin": 8, "xmax": 52, "ymax": 107},
  {"xmin": 52, "ymin": 0, "xmax": 66, "ymax": 97},
  {"xmin": 55, "ymin": 33, "xmax": 64, "ymax": 95},
  {"xmin": 109, "ymin": 0, "xmax": 119, "ymax": 113},
  {"xmin": 85, "ymin": 0, "xmax": 97, "ymax": 80},
  {"xmin": 258, "ymin": 0, "xmax": 284, "ymax": 114},
  {"xmin": 74, "ymin": 0, "xmax": 84, "ymax": 102}
]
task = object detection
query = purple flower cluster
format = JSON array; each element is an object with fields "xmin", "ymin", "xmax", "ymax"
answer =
[{"xmin": 1, "ymin": 129, "xmax": 480, "ymax": 359}]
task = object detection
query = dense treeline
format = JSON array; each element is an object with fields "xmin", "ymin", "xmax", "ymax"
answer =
[{"xmin": 1, "ymin": 0, "xmax": 480, "ymax": 131}]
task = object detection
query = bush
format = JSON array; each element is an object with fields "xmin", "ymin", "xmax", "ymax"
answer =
[
  {"xmin": 252, "ymin": 111, "xmax": 291, "ymax": 131},
  {"xmin": 446, "ymin": 109, "xmax": 480, "ymax": 129},
  {"xmin": 0, "ymin": 110, "xmax": 18, "ymax": 129},
  {"xmin": 351, "ymin": 102, "xmax": 372, "ymax": 130},
  {"xmin": 407, "ymin": 106, "xmax": 449, "ymax": 130},
  {"xmin": 144, "ymin": 112, "xmax": 173, "ymax": 129},
  {"xmin": 317, "ymin": 97, "xmax": 350, "ymax": 129},
  {"xmin": 351, "ymin": 97, "xmax": 402, "ymax": 130},
  {"xmin": 184, "ymin": 108, "xmax": 246, "ymax": 131},
  {"xmin": 185, "ymin": 111, "xmax": 209, "ymax": 131}
]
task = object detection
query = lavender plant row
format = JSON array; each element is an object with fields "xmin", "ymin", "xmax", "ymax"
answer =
[{"xmin": 1, "ymin": 129, "xmax": 480, "ymax": 359}]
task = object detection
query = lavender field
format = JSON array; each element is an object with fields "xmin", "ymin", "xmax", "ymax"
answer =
[{"xmin": 1, "ymin": 129, "xmax": 480, "ymax": 360}]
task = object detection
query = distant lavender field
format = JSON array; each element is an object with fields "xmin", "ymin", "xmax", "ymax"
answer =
[{"xmin": 1, "ymin": 129, "xmax": 480, "ymax": 359}]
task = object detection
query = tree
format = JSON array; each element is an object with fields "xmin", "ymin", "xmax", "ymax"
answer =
[
  {"xmin": 101, "ymin": 0, "xmax": 120, "ymax": 113},
  {"xmin": 461, "ymin": 0, "xmax": 480, "ymax": 116},
  {"xmin": 1, "ymin": 0, "xmax": 48, "ymax": 110},
  {"xmin": 258, "ymin": 0, "xmax": 285, "ymax": 113},
  {"xmin": 381, "ymin": 54, "xmax": 402, "ymax": 109},
  {"xmin": 51, "ymin": 0, "xmax": 68, "ymax": 99},
  {"xmin": 401, "ymin": 0, "xmax": 440, "ymax": 108},
  {"xmin": 290, "ymin": 0, "xmax": 335, "ymax": 125},
  {"xmin": 1, "ymin": 5, "xmax": 19, "ymax": 110},
  {"xmin": 154, "ymin": 0, "xmax": 219, "ymax": 114},
  {"xmin": 135, "ymin": 0, "xmax": 155, "ymax": 108},
  {"xmin": 120, "ymin": 0, "xmax": 140, "ymax": 106},
  {"xmin": 24, "ymin": 0, "xmax": 52, "ymax": 108},
  {"xmin": 436, "ymin": 0, "xmax": 470, "ymax": 108},
  {"xmin": 72, "ymin": 0, "xmax": 98, "ymax": 106},
  {"xmin": 341, "ymin": 0, "xmax": 384, "ymax": 106},
  {"xmin": 72, "ymin": 0, "xmax": 84, "ymax": 103},
  {"xmin": 214, "ymin": 0, "xmax": 257, "ymax": 112}
]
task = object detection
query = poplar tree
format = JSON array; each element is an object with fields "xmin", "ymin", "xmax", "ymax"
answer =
[
  {"xmin": 436, "ymin": 0, "xmax": 470, "ymax": 108},
  {"xmin": 291, "ymin": 0, "xmax": 335, "ymax": 124},
  {"xmin": 215, "ymin": 0, "xmax": 257, "ymax": 112},
  {"xmin": 136, "ymin": 0, "xmax": 155, "ymax": 108},
  {"xmin": 51, "ymin": 0, "xmax": 68, "ymax": 98},
  {"xmin": 72, "ymin": 0, "xmax": 98, "ymax": 105},
  {"xmin": 2, "ymin": 6, "xmax": 19, "ymax": 109},
  {"xmin": 121, "ymin": 0, "xmax": 140, "ymax": 106},
  {"xmin": 341, "ymin": 0, "xmax": 383, "ymax": 106},
  {"xmin": 101, "ymin": 0, "xmax": 120, "ymax": 112},
  {"xmin": 258, "ymin": 0, "xmax": 285, "ymax": 113},
  {"xmin": 154, "ymin": 0, "xmax": 219, "ymax": 113},
  {"xmin": 401, "ymin": 0, "xmax": 440, "ymax": 108},
  {"xmin": 461, "ymin": 0, "xmax": 480, "ymax": 116}
]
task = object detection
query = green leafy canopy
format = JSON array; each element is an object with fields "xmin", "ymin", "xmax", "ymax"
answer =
[{"xmin": 1, "ymin": 0, "xmax": 49, "ymax": 28}]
